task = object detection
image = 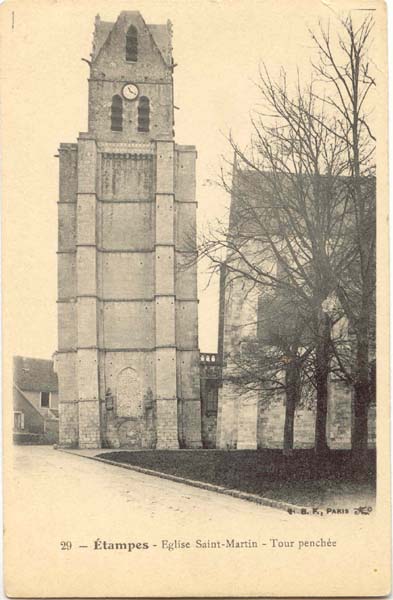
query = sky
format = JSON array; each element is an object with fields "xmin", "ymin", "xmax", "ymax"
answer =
[{"xmin": 1, "ymin": 0, "xmax": 383, "ymax": 364}]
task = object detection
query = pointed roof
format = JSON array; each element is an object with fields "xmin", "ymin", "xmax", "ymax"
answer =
[
  {"xmin": 148, "ymin": 23, "xmax": 172, "ymax": 63},
  {"xmin": 91, "ymin": 11, "xmax": 172, "ymax": 66},
  {"xmin": 91, "ymin": 15, "xmax": 113, "ymax": 60}
]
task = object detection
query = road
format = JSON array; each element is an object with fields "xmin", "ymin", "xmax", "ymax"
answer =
[
  {"xmin": 10, "ymin": 444, "xmax": 281, "ymax": 526},
  {"xmin": 7, "ymin": 446, "xmax": 382, "ymax": 598},
  {"xmin": 6, "ymin": 444, "xmax": 292, "ymax": 597}
]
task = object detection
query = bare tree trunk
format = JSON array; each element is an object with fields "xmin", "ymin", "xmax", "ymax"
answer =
[
  {"xmin": 314, "ymin": 309, "xmax": 330, "ymax": 456},
  {"xmin": 283, "ymin": 358, "xmax": 300, "ymax": 455},
  {"xmin": 352, "ymin": 313, "xmax": 370, "ymax": 454},
  {"xmin": 349, "ymin": 62, "xmax": 373, "ymax": 457},
  {"xmin": 310, "ymin": 14, "xmax": 375, "ymax": 462},
  {"xmin": 352, "ymin": 335, "xmax": 370, "ymax": 479},
  {"xmin": 283, "ymin": 390, "xmax": 296, "ymax": 454},
  {"xmin": 353, "ymin": 382, "xmax": 369, "ymax": 449}
]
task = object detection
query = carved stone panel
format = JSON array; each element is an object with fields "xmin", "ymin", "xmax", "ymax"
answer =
[{"xmin": 116, "ymin": 367, "xmax": 142, "ymax": 417}]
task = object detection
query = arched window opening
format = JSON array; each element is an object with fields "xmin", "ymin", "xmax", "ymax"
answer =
[
  {"xmin": 138, "ymin": 96, "xmax": 150, "ymax": 132},
  {"xmin": 111, "ymin": 95, "xmax": 123, "ymax": 131},
  {"xmin": 126, "ymin": 25, "xmax": 138, "ymax": 62}
]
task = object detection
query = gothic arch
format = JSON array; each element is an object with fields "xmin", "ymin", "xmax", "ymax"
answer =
[{"xmin": 116, "ymin": 367, "xmax": 142, "ymax": 418}]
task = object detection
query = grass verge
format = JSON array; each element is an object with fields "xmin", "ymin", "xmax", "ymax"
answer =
[{"xmin": 96, "ymin": 449, "xmax": 375, "ymax": 508}]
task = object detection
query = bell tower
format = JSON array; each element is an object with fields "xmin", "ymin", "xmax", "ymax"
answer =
[
  {"xmin": 56, "ymin": 12, "xmax": 202, "ymax": 449},
  {"xmin": 88, "ymin": 12, "xmax": 174, "ymax": 141}
]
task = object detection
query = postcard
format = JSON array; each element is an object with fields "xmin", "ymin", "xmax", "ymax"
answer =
[{"xmin": 1, "ymin": 0, "xmax": 391, "ymax": 596}]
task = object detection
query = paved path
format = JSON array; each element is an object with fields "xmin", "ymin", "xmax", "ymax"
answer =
[
  {"xmin": 10, "ymin": 444, "xmax": 281, "ymax": 527},
  {"xmin": 7, "ymin": 445, "xmax": 289, "ymax": 595},
  {"xmin": 5, "ymin": 445, "xmax": 379, "ymax": 598}
]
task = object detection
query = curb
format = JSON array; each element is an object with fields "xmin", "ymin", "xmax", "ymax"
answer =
[{"xmin": 59, "ymin": 448, "xmax": 303, "ymax": 514}]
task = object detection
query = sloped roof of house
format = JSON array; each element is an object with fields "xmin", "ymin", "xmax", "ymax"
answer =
[
  {"xmin": 13, "ymin": 356, "xmax": 58, "ymax": 393},
  {"xmin": 228, "ymin": 163, "xmax": 375, "ymax": 237}
]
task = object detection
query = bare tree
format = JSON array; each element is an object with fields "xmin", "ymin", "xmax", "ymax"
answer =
[
  {"xmin": 199, "ymin": 15, "xmax": 375, "ymax": 459},
  {"xmin": 200, "ymin": 75, "xmax": 356, "ymax": 455},
  {"xmin": 310, "ymin": 15, "xmax": 376, "ymax": 454}
]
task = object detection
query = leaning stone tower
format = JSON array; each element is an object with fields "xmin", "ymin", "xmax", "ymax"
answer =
[{"xmin": 56, "ymin": 12, "xmax": 201, "ymax": 449}]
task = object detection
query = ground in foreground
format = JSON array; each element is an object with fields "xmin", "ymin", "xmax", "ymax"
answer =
[{"xmin": 96, "ymin": 449, "xmax": 375, "ymax": 508}]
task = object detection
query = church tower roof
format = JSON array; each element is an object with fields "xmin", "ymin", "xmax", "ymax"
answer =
[{"xmin": 91, "ymin": 11, "xmax": 173, "ymax": 65}]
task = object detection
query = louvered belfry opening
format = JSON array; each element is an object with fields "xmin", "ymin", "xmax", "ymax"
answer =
[
  {"xmin": 138, "ymin": 96, "xmax": 150, "ymax": 132},
  {"xmin": 126, "ymin": 25, "xmax": 138, "ymax": 61},
  {"xmin": 111, "ymin": 94, "xmax": 123, "ymax": 131}
]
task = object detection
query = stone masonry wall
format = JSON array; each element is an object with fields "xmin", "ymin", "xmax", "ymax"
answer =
[
  {"xmin": 58, "ymin": 13, "xmax": 201, "ymax": 448},
  {"xmin": 217, "ymin": 382, "xmax": 375, "ymax": 449},
  {"xmin": 217, "ymin": 246, "xmax": 376, "ymax": 450},
  {"xmin": 57, "ymin": 144, "xmax": 78, "ymax": 447},
  {"xmin": 200, "ymin": 367, "xmax": 219, "ymax": 449}
]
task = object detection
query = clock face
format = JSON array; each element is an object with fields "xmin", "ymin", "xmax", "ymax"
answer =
[{"xmin": 122, "ymin": 83, "xmax": 139, "ymax": 101}]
